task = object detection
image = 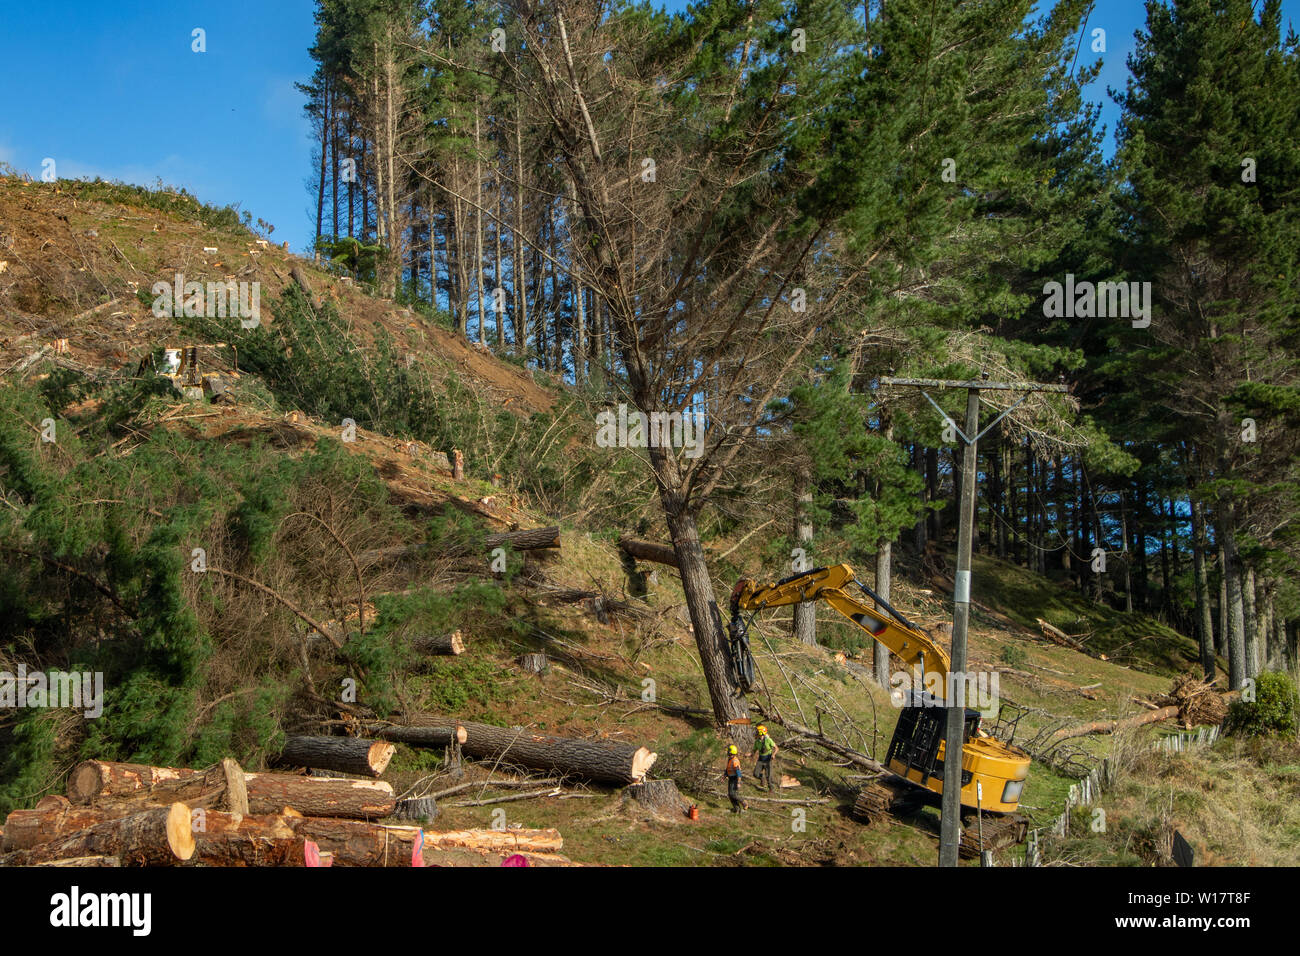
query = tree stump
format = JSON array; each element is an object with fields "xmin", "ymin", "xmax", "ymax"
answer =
[
  {"xmin": 518, "ymin": 653, "xmax": 548, "ymax": 674},
  {"xmin": 394, "ymin": 797, "xmax": 439, "ymax": 822},
  {"xmin": 622, "ymin": 779, "xmax": 687, "ymax": 820}
]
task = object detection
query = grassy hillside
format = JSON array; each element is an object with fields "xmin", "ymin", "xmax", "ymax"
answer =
[{"xmin": 1, "ymin": 176, "xmax": 1291, "ymax": 866}]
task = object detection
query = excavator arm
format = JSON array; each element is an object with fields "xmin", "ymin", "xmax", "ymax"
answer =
[{"xmin": 729, "ymin": 564, "xmax": 951, "ymax": 700}]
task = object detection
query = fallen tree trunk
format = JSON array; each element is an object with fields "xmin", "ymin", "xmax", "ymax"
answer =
[
  {"xmin": 1047, "ymin": 706, "xmax": 1179, "ymax": 744},
  {"xmin": 618, "ymin": 536, "xmax": 679, "ymax": 569},
  {"xmin": 366, "ymin": 723, "xmax": 467, "ymax": 748},
  {"xmin": 410, "ymin": 630, "xmax": 466, "ymax": 656},
  {"xmin": 485, "ymin": 527, "xmax": 560, "ymax": 551},
  {"xmin": 275, "ymin": 736, "xmax": 395, "ymax": 777},
  {"xmin": 459, "ymin": 720, "xmax": 656, "ymax": 784},
  {"xmin": 360, "ymin": 527, "xmax": 561, "ymax": 568},
  {"xmin": 1036, "ymin": 617, "xmax": 1087, "ymax": 651},
  {"xmin": 0, "ymin": 803, "xmax": 194, "ymax": 867},
  {"xmin": 67, "ymin": 760, "xmax": 396, "ymax": 818}
]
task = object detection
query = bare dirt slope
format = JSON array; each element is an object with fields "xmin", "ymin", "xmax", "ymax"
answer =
[{"xmin": 0, "ymin": 177, "xmax": 553, "ymax": 416}]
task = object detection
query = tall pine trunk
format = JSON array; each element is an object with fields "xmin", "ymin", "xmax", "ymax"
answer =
[
  {"xmin": 1191, "ymin": 496, "xmax": 1216, "ymax": 680},
  {"xmin": 1219, "ymin": 510, "xmax": 1248, "ymax": 690},
  {"xmin": 474, "ymin": 108, "xmax": 485, "ymax": 346},
  {"xmin": 513, "ymin": 103, "xmax": 528, "ymax": 356}
]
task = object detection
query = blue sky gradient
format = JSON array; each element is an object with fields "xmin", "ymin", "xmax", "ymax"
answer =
[{"xmin": 2, "ymin": 1, "xmax": 1295, "ymax": 254}]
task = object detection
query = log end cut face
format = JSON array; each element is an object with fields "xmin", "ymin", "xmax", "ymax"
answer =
[{"xmin": 630, "ymin": 747, "xmax": 657, "ymax": 783}]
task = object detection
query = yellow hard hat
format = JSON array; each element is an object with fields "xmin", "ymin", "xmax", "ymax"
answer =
[
  {"xmin": 728, "ymin": 745, "xmax": 738, "ymax": 754},
  {"xmin": 757, "ymin": 725, "xmax": 767, "ymax": 734}
]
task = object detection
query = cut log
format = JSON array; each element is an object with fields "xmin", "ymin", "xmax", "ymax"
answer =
[
  {"xmin": 618, "ymin": 536, "xmax": 679, "ymax": 569},
  {"xmin": 448, "ymin": 787, "xmax": 560, "ymax": 807},
  {"xmin": 772, "ymin": 716, "xmax": 888, "ymax": 774},
  {"xmin": 274, "ymin": 735, "xmax": 395, "ymax": 777},
  {"xmin": 67, "ymin": 760, "xmax": 396, "ymax": 818},
  {"xmin": 187, "ymin": 809, "xmax": 305, "ymax": 866},
  {"xmin": 422, "ymin": 828, "xmax": 563, "ymax": 852},
  {"xmin": 0, "ymin": 803, "xmax": 194, "ymax": 867},
  {"xmin": 3, "ymin": 798, "xmax": 138, "ymax": 852},
  {"xmin": 367, "ymin": 723, "xmax": 467, "ymax": 748},
  {"xmin": 240, "ymin": 773, "xmax": 395, "ymax": 817},
  {"xmin": 623, "ymin": 779, "xmax": 686, "ymax": 819},
  {"xmin": 410, "ymin": 630, "xmax": 466, "ymax": 656},
  {"xmin": 745, "ymin": 795, "xmax": 830, "ymax": 805},
  {"xmin": 33, "ymin": 855, "xmax": 121, "ymax": 867},
  {"xmin": 68, "ymin": 760, "xmax": 204, "ymax": 804},
  {"xmin": 459, "ymin": 720, "xmax": 656, "ymax": 784}
]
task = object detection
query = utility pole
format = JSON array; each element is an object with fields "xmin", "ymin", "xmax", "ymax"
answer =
[{"xmin": 881, "ymin": 376, "xmax": 1068, "ymax": 867}]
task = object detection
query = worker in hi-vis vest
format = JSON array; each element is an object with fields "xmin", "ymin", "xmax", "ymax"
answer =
[
  {"xmin": 752, "ymin": 724, "xmax": 778, "ymax": 791},
  {"xmin": 725, "ymin": 745, "xmax": 747, "ymax": 812}
]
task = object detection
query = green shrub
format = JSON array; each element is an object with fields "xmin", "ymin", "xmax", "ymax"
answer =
[
  {"xmin": 0, "ymin": 712, "xmax": 60, "ymax": 815},
  {"xmin": 63, "ymin": 178, "xmax": 243, "ymax": 231},
  {"xmin": 999, "ymin": 643, "xmax": 1029, "ymax": 669},
  {"xmin": 191, "ymin": 682, "xmax": 288, "ymax": 767},
  {"xmin": 1226, "ymin": 671, "xmax": 1300, "ymax": 738},
  {"xmin": 416, "ymin": 658, "xmax": 508, "ymax": 713}
]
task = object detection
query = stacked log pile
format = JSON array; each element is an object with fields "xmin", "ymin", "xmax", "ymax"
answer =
[
  {"xmin": 1, "ymin": 716, "xmax": 658, "ymax": 865},
  {"xmin": 0, "ymin": 756, "xmax": 577, "ymax": 867}
]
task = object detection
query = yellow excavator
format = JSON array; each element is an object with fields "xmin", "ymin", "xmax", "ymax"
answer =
[{"xmin": 729, "ymin": 563, "xmax": 1031, "ymax": 853}]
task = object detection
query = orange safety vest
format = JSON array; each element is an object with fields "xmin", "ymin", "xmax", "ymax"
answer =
[{"xmin": 726, "ymin": 755, "xmax": 742, "ymax": 777}]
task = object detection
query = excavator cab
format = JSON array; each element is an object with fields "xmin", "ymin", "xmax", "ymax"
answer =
[{"xmin": 886, "ymin": 692, "xmax": 982, "ymax": 790}]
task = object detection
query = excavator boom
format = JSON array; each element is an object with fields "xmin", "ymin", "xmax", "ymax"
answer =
[{"xmin": 730, "ymin": 563, "xmax": 951, "ymax": 699}]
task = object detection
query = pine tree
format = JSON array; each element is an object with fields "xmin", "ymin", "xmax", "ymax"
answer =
[{"xmin": 1112, "ymin": 0, "xmax": 1300, "ymax": 688}]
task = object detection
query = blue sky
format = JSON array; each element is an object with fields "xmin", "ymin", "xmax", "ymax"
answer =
[{"xmin": 2, "ymin": 1, "xmax": 1296, "ymax": 255}]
